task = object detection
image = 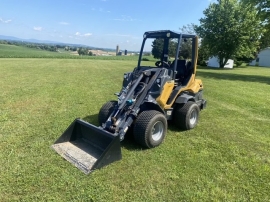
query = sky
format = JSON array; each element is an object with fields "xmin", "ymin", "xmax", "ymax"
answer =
[{"xmin": 0, "ymin": 0, "xmax": 215, "ymax": 51}]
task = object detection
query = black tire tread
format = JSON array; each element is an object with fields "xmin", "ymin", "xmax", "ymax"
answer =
[
  {"xmin": 133, "ymin": 110, "xmax": 167, "ymax": 148},
  {"xmin": 98, "ymin": 101, "xmax": 117, "ymax": 125},
  {"xmin": 173, "ymin": 101, "xmax": 199, "ymax": 130}
]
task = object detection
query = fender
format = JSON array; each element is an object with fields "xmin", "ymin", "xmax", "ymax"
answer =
[
  {"xmin": 175, "ymin": 94, "xmax": 195, "ymax": 104},
  {"xmin": 141, "ymin": 102, "xmax": 165, "ymax": 115}
]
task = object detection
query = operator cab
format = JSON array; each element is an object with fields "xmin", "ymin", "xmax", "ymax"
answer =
[{"xmin": 137, "ymin": 30, "xmax": 198, "ymax": 87}]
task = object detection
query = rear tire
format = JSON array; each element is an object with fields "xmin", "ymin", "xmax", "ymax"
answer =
[
  {"xmin": 133, "ymin": 110, "xmax": 167, "ymax": 148},
  {"xmin": 98, "ymin": 101, "xmax": 117, "ymax": 125},
  {"xmin": 173, "ymin": 101, "xmax": 200, "ymax": 130}
]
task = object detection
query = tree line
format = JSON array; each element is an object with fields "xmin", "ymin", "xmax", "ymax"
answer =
[
  {"xmin": 0, "ymin": 40, "xmax": 93, "ymax": 56},
  {"xmin": 151, "ymin": 0, "xmax": 270, "ymax": 68},
  {"xmin": 0, "ymin": 40, "xmax": 60, "ymax": 52}
]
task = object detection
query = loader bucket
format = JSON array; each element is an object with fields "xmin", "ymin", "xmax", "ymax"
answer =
[{"xmin": 51, "ymin": 119, "xmax": 122, "ymax": 174}]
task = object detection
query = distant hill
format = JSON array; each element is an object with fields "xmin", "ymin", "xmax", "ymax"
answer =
[
  {"xmin": 0, "ymin": 35, "xmax": 116, "ymax": 52},
  {"xmin": 0, "ymin": 35, "xmax": 140, "ymax": 53},
  {"xmin": 0, "ymin": 35, "xmax": 21, "ymax": 41},
  {"xmin": 0, "ymin": 35, "xmax": 61, "ymax": 44}
]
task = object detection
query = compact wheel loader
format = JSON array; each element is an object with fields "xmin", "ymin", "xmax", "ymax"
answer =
[{"xmin": 52, "ymin": 30, "xmax": 207, "ymax": 174}]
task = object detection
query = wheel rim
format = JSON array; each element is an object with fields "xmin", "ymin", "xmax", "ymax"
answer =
[
  {"xmin": 151, "ymin": 121, "xmax": 164, "ymax": 141},
  {"xmin": 190, "ymin": 109, "xmax": 198, "ymax": 125}
]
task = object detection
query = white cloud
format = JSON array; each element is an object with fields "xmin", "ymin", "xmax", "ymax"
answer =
[
  {"xmin": 75, "ymin": 32, "xmax": 92, "ymax": 37},
  {"xmin": 84, "ymin": 33, "xmax": 92, "ymax": 37},
  {"xmin": 105, "ymin": 34, "xmax": 139, "ymax": 38},
  {"xmin": 91, "ymin": 7, "xmax": 109, "ymax": 13},
  {"xmin": 113, "ymin": 15, "xmax": 136, "ymax": 22},
  {"xmin": 59, "ymin": 22, "xmax": 69, "ymax": 25},
  {"xmin": 33, "ymin": 26, "xmax": 43, "ymax": 31},
  {"xmin": 0, "ymin": 18, "xmax": 12, "ymax": 23}
]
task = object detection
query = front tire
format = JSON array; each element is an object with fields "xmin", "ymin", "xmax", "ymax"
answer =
[
  {"xmin": 173, "ymin": 101, "xmax": 200, "ymax": 130},
  {"xmin": 133, "ymin": 110, "xmax": 167, "ymax": 148},
  {"xmin": 98, "ymin": 101, "xmax": 117, "ymax": 125}
]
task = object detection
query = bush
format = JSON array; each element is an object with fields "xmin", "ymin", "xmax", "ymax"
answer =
[
  {"xmin": 142, "ymin": 57, "xmax": 150, "ymax": 61},
  {"xmin": 143, "ymin": 52, "xmax": 151, "ymax": 56},
  {"xmin": 198, "ymin": 60, "xmax": 207, "ymax": 66},
  {"xmin": 235, "ymin": 60, "xmax": 244, "ymax": 67}
]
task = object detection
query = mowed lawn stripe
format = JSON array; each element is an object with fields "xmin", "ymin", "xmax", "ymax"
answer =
[{"xmin": 0, "ymin": 59, "xmax": 269, "ymax": 201}]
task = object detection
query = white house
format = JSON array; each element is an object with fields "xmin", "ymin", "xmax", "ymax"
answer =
[
  {"xmin": 249, "ymin": 47, "xmax": 270, "ymax": 67},
  {"xmin": 207, "ymin": 56, "xmax": 234, "ymax": 68}
]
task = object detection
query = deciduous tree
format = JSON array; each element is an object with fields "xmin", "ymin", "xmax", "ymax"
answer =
[
  {"xmin": 151, "ymin": 24, "xmax": 197, "ymax": 60},
  {"xmin": 195, "ymin": 0, "xmax": 262, "ymax": 68},
  {"xmin": 242, "ymin": 0, "xmax": 270, "ymax": 49},
  {"xmin": 151, "ymin": 39, "xmax": 176, "ymax": 59},
  {"xmin": 78, "ymin": 47, "xmax": 88, "ymax": 55}
]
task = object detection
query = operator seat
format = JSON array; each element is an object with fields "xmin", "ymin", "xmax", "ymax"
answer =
[
  {"xmin": 182, "ymin": 61, "xmax": 193, "ymax": 85},
  {"xmin": 170, "ymin": 59, "xmax": 187, "ymax": 85}
]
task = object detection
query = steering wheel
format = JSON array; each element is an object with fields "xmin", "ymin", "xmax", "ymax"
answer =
[{"xmin": 155, "ymin": 61, "xmax": 171, "ymax": 68}]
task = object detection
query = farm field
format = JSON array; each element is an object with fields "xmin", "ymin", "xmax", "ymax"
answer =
[
  {"xmin": 0, "ymin": 44, "xmax": 71, "ymax": 58},
  {"xmin": 0, "ymin": 44, "xmax": 142, "ymax": 61},
  {"xmin": 0, "ymin": 58, "xmax": 270, "ymax": 201}
]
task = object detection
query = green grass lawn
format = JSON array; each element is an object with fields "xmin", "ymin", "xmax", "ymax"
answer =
[{"xmin": 0, "ymin": 59, "xmax": 269, "ymax": 201}]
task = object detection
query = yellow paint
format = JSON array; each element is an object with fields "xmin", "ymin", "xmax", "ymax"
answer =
[
  {"xmin": 156, "ymin": 81, "xmax": 175, "ymax": 108},
  {"xmin": 156, "ymin": 36, "xmax": 202, "ymax": 110},
  {"xmin": 163, "ymin": 75, "xmax": 203, "ymax": 109},
  {"xmin": 188, "ymin": 79, "xmax": 203, "ymax": 93},
  {"xmin": 193, "ymin": 36, "xmax": 199, "ymax": 75}
]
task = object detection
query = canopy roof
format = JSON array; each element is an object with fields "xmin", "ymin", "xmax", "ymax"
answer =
[{"xmin": 143, "ymin": 30, "xmax": 196, "ymax": 39}]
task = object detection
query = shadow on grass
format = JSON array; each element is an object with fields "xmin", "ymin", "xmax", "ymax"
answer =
[
  {"xmin": 121, "ymin": 123, "xmax": 186, "ymax": 151},
  {"xmin": 82, "ymin": 114, "xmax": 144, "ymax": 150},
  {"xmin": 82, "ymin": 114, "xmax": 187, "ymax": 151},
  {"xmin": 197, "ymin": 71, "xmax": 270, "ymax": 85},
  {"xmin": 198, "ymin": 66, "xmax": 231, "ymax": 70},
  {"xmin": 198, "ymin": 65, "xmax": 251, "ymax": 70},
  {"xmin": 82, "ymin": 114, "xmax": 99, "ymax": 126}
]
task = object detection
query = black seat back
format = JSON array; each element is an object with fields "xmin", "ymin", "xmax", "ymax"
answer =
[
  {"xmin": 182, "ymin": 61, "xmax": 193, "ymax": 85},
  {"xmin": 171, "ymin": 59, "xmax": 186, "ymax": 80},
  {"xmin": 186, "ymin": 61, "xmax": 192, "ymax": 74}
]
